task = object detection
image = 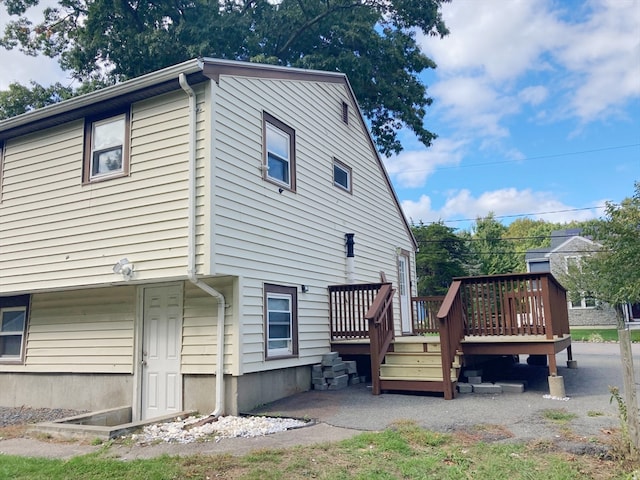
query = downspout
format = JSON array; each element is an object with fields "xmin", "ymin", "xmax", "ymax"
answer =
[{"xmin": 180, "ymin": 73, "xmax": 226, "ymax": 417}]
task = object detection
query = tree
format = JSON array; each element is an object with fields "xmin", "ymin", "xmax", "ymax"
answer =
[
  {"xmin": 469, "ymin": 214, "xmax": 520, "ymax": 275},
  {"xmin": 562, "ymin": 183, "xmax": 640, "ymax": 457},
  {"xmin": 0, "ymin": 0, "xmax": 450, "ymax": 156},
  {"xmin": 0, "ymin": 81, "xmax": 74, "ymax": 119},
  {"xmin": 412, "ymin": 221, "xmax": 469, "ymax": 295}
]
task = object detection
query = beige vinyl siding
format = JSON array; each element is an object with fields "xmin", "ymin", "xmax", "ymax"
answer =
[
  {"xmin": 212, "ymin": 76, "xmax": 414, "ymax": 374},
  {"xmin": 181, "ymin": 278, "xmax": 235, "ymax": 374},
  {"xmin": 2, "ymin": 287, "xmax": 136, "ymax": 373},
  {"xmin": 0, "ymin": 86, "xmax": 210, "ymax": 294}
]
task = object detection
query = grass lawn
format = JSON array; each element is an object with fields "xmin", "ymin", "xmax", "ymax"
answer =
[
  {"xmin": 0, "ymin": 420, "xmax": 637, "ymax": 480},
  {"xmin": 570, "ymin": 327, "xmax": 640, "ymax": 343}
]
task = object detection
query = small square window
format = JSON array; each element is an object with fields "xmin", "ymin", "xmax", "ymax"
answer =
[
  {"xmin": 333, "ymin": 158, "xmax": 352, "ymax": 193},
  {"xmin": 263, "ymin": 112, "xmax": 296, "ymax": 191},
  {"xmin": 84, "ymin": 111, "xmax": 130, "ymax": 183},
  {"xmin": 264, "ymin": 284, "xmax": 298, "ymax": 359}
]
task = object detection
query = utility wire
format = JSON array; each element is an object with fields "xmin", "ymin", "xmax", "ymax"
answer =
[{"xmin": 400, "ymin": 143, "xmax": 640, "ymax": 174}]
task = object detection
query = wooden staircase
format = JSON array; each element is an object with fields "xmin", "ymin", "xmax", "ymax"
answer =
[{"xmin": 378, "ymin": 338, "xmax": 462, "ymax": 399}]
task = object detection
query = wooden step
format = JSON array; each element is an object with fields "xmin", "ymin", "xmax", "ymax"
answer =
[
  {"xmin": 384, "ymin": 353, "xmax": 441, "ymax": 366},
  {"xmin": 393, "ymin": 341, "xmax": 441, "ymax": 353},
  {"xmin": 380, "ymin": 363, "xmax": 443, "ymax": 379}
]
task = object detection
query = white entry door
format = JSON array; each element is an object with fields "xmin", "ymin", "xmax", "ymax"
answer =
[
  {"xmin": 398, "ymin": 254, "xmax": 412, "ymax": 334},
  {"xmin": 142, "ymin": 285, "xmax": 183, "ymax": 419}
]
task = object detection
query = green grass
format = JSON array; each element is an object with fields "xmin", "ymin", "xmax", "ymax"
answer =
[
  {"xmin": 570, "ymin": 328, "xmax": 640, "ymax": 343},
  {"xmin": 0, "ymin": 421, "xmax": 636, "ymax": 479}
]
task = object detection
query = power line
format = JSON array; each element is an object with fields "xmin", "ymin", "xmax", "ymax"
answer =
[
  {"xmin": 420, "ymin": 206, "xmax": 607, "ymax": 225},
  {"xmin": 401, "ymin": 143, "xmax": 640, "ymax": 174}
]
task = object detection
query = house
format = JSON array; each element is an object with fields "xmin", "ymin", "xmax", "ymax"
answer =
[
  {"xmin": 525, "ymin": 229, "xmax": 626, "ymax": 326},
  {"xmin": 0, "ymin": 58, "xmax": 418, "ymax": 419}
]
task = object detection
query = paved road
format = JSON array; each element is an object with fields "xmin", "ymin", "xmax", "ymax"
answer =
[{"xmin": 0, "ymin": 341, "xmax": 638, "ymax": 459}]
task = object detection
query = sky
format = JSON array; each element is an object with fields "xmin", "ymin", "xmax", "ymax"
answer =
[{"xmin": 1, "ymin": 0, "xmax": 639, "ymax": 232}]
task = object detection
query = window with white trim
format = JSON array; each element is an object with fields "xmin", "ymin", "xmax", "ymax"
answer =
[
  {"xmin": 263, "ymin": 112, "xmax": 296, "ymax": 191},
  {"xmin": 333, "ymin": 158, "xmax": 352, "ymax": 193},
  {"xmin": 84, "ymin": 110, "xmax": 130, "ymax": 183},
  {"xmin": 0, "ymin": 299, "xmax": 28, "ymax": 362},
  {"xmin": 264, "ymin": 284, "xmax": 298, "ymax": 358}
]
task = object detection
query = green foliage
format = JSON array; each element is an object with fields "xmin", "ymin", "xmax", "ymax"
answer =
[
  {"xmin": 570, "ymin": 328, "xmax": 640, "ymax": 343},
  {"xmin": 563, "ymin": 183, "xmax": 640, "ymax": 315},
  {"xmin": 412, "ymin": 221, "xmax": 469, "ymax": 295},
  {"xmin": 0, "ymin": 81, "xmax": 73, "ymax": 119},
  {"xmin": 469, "ymin": 213, "xmax": 520, "ymax": 275},
  {"xmin": 0, "ymin": 0, "xmax": 451, "ymax": 157}
]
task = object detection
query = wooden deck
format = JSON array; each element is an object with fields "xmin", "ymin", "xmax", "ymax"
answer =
[{"xmin": 329, "ymin": 272, "xmax": 573, "ymax": 399}]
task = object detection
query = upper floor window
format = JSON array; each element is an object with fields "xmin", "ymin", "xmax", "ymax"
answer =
[
  {"xmin": 565, "ymin": 255, "xmax": 581, "ymax": 273},
  {"xmin": 0, "ymin": 295, "xmax": 30, "ymax": 363},
  {"xmin": 264, "ymin": 284, "xmax": 298, "ymax": 359},
  {"xmin": 333, "ymin": 158, "xmax": 352, "ymax": 193},
  {"xmin": 263, "ymin": 112, "xmax": 296, "ymax": 192},
  {"xmin": 84, "ymin": 110, "xmax": 130, "ymax": 183}
]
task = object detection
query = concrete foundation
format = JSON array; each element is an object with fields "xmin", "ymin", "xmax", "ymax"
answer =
[
  {"xmin": 0, "ymin": 373, "xmax": 132, "ymax": 411},
  {"xmin": 567, "ymin": 360, "xmax": 578, "ymax": 369},
  {"xmin": 235, "ymin": 366, "xmax": 311, "ymax": 414},
  {"xmin": 548, "ymin": 375, "xmax": 566, "ymax": 398}
]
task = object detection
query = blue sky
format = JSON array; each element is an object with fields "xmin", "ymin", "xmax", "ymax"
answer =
[{"xmin": 1, "ymin": 0, "xmax": 639, "ymax": 232}]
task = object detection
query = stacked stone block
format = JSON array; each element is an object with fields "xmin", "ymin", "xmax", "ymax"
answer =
[
  {"xmin": 456, "ymin": 368, "xmax": 525, "ymax": 395},
  {"xmin": 312, "ymin": 352, "xmax": 360, "ymax": 390}
]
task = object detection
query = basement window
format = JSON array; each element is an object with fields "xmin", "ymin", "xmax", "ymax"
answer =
[
  {"xmin": 264, "ymin": 284, "xmax": 298, "ymax": 359},
  {"xmin": 0, "ymin": 295, "xmax": 30, "ymax": 363}
]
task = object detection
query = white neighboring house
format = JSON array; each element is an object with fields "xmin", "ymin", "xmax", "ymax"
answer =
[
  {"xmin": 0, "ymin": 58, "xmax": 417, "ymax": 419},
  {"xmin": 525, "ymin": 229, "xmax": 639, "ymax": 326}
]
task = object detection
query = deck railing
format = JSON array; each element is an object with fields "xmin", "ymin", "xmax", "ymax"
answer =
[
  {"xmin": 365, "ymin": 283, "xmax": 395, "ymax": 395},
  {"xmin": 436, "ymin": 280, "xmax": 465, "ymax": 400},
  {"xmin": 457, "ymin": 272, "xmax": 569, "ymax": 338},
  {"xmin": 328, "ymin": 283, "xmax": 385, "ymax": 340},
  {"xmin": 412, "ymin": 296, "xmax": 445, "ymax": 334}
]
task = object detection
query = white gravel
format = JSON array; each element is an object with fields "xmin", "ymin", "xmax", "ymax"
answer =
[{"xmin": 132, "ymin": 415, "xmax": 308, "ymax": 444}]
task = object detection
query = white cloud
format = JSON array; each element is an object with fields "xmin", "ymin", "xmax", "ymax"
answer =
[
  {"xmin": 402, "ymin": 188, "xmax": 605, "ymax": 226},
  {"xmin": 383, "ymin": 137, "xmax": 467, "ymax": 188},
  {"xmin": 519, "ymin": 86, "xmax": 548, "ymax": 106},
  {"xmin": 554, "ymin": 0, "xmax": 640, "ymax": 121},
  {"xmin": 417, "ymin": 0, "xmax": 640, "ymax": 141}
]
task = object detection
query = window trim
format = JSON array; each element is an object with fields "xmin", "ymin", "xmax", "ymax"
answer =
[
  {"xmin": 262, "ymin": 112, "xmax": 296, "ymax": 192},
  {"xmin": 264, "ymin": 284, "xmax": 298, "ymax": 359},
  {"xmin": 333, "ymin": 158, "xmax": 352, "ymax": 193},
  {"xmin": 0, "ymin": 295, "xmax": 30, "ymax": 364},
  {"xmin": 83, "ymin": 109, "xmax": 131, "ymax": 184}
]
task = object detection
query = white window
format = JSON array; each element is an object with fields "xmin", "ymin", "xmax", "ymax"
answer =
[
  {"xmin": 263, "ymin": 112, "xmax": 296, "ymax": 191},
  {"xmin": 0, "ymin": 307, "xmax": 26, "ymax": 360},
  {"xmin": 84, "ymin": 111, "xmax": 130, "ymax": 183},
  {"xmin": 333, "ymin": 158, "xmax": 352, "ymax": 193},
  {"xmin": 264, "ymin": 284, "xmax": 298, "ymax": 358}
]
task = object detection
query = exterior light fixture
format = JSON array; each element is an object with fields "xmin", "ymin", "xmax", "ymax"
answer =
[{"xmin": 113, "ymin": 258, "xmax": 134, "ymax": 280}]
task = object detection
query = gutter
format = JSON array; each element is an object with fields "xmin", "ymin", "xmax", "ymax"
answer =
[{"xmin": 179, "ymin": 73, "xmax": 226, "ymax": 417}]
